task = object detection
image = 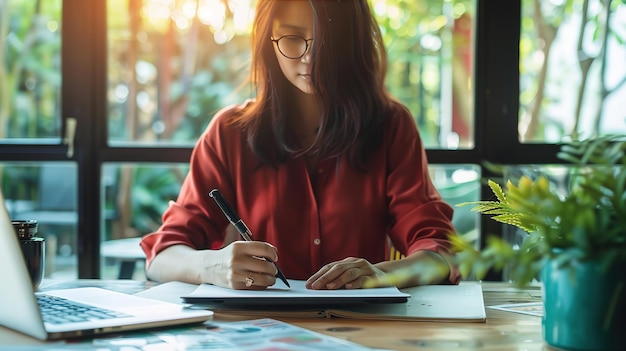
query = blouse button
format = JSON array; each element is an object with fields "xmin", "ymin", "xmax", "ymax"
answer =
[
  {"xmin": 318, "ymin": 168, "xmax": 323, "ymax": 174},
  {"xmin": 313, "ymin": 238, "xmax": 321, "ymax": 245}
]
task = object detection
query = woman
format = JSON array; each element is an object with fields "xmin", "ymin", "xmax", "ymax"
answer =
[{"xmin": 140, "ymin": 0, "xmax": 460, "ymax": 290}]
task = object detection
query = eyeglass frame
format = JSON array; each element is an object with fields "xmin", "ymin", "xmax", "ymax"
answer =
[{"xmin": 270, "ymin": 35, "xmax": 314, "ymax": 59}]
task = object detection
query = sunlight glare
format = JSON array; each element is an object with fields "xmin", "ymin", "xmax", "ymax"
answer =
[
  {"xmin": 47, "ymin": 21, "xmax": 59, "ymax": 33},
  {"xmin": 172, "ymin": 9, "xmax": 192, "ymax": 30},
  {"xmin": 182, "ymin": 1, "xmax": 198, "ymax": 19},
  {"xmin": 143, "ymin": 0, "xmax": 173, "ymax": 21},
  {"xmin": 214, "ymin": 31, "xmax": 226, "ymax": 44},
  {"xmin": 141, "ymin": 0, "xmax": 254, "ymax": 37},
  {"xmin": 229, "ymin": 0, "xmax": 254, "ymax": 33},
  {"xmin": 198, "ymin": 0, "xmax": 226, "ymax": 32},
  {"xmin": 428, "ymin": 15, "xmax": 448, "ymax": 32},
  {"xmin": 372, "ymin": 0, "xmax": 387, "ymax": 17},
  {"xmin": 387, "ymin": 4, "xmax": 400, "ymax": 19},
  {"xmin": 420, "ymin": 34, "xmax": 442, "ymax": 52},
  {"xmin": 453, "ymin": 3, "xmax": 467, "ymax": 18},
  {"xmin": 452, "ymin": 169, "xmax": 479, "ymax": 184},
  {"xmin": 142, "ymin": 0, "xmax": 173, "ymax": 32},
  {"xmin": 114, "ymin": 84, "xmax": 129, "ymax": 103}
]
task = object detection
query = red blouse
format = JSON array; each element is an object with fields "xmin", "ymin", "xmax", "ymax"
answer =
[{"xmin": 140, "ymin": 103, "xmax": 460, "ymax": 283}]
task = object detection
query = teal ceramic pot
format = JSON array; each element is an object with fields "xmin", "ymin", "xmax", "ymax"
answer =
[{"xmin": 541, "ymin": 258, "xmax": 626, "ymax": 350}]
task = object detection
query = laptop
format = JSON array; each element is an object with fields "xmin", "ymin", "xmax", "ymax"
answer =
[{"xmin": 0, "ymin": 189, "xmax": 213, "ymax": 340}]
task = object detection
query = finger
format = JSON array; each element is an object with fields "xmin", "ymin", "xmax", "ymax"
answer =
[
  {"xmin": 305, "ymin": 263, "xmax": 338, "ymax": 289},
  {"xmin": 307, "ymin": 257, "xmax": 359, "ymax": 282},
  {"xmin": 308, "ymin": 263, "xmax": 360, "ymax": 290},
  {"xmin": 344, "ymin": 276, "xmax": 370, "ymax": 289},
  {"xmin": 230, "ymin": 242, "xmax": 279, "ymax": 276},
  {"xmin": 234, "ymin": 255, "xmax": 278, "ymax": 277},
  {"xmin": 322, "ymin": 266, "xmax": 362, "ymax": 290},
  {"xmin": 236, "ymin": 241, "xmax": 279, "ymax": 262},
  {"xmin": 235, "ymin": 271, "xmax": 276, "ymax": 290},
  {"xmin": 308, "ymin": 258, "xmax": 377, "ymax": 290},
  {"xmin": 305, "ymin": 264, "xmax": 332, "ymax": 288}
]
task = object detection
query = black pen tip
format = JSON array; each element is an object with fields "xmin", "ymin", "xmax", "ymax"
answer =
[{"xmin": 277, "ymin": 273, "xmax": 290, "ymax": 288}]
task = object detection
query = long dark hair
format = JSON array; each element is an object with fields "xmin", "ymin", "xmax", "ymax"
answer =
[{"xmin": 232, "ymin": 0, "xmax": 402, "ymax": 170}]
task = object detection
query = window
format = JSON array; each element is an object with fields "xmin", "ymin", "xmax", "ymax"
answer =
[
  {"xmin": 107, "ymin": 0, "xmax": 253, "ymax": 146},
  {"xmin": 5, "ymin": 0, "xmax": 605, "ymax": 280},
  {"xmin": 0, "ymin": 0, "xmax": 62, "ymax": 141},
  {"xmin": 101, "ymin": 0, "xmax": 480, "ymax": 279},
  {"xmin": 0, "ymin": 0, "xmax": 77, "ymax": 279},
  {"xmin": 519, "ymin": 0, "xmax": 626, "ymax": 142},
  {"xmin": 106, "ymin": 0, "xmax": 475, "ymax": 149}
]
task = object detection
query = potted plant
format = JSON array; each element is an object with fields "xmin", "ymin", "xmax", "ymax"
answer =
[{"xmin": 451, "ymin": 135, "xmax": 626, "ymax": 351}]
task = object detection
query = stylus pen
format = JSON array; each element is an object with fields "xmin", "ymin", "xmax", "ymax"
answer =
[{"xmin": 209, "ymin": 189, "xmax": 290, "ymax": 288}]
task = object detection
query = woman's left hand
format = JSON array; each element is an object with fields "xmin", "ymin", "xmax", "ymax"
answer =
[{"xmin": 305, "ymin": 257, "xmax": 386, "ymax": 290}]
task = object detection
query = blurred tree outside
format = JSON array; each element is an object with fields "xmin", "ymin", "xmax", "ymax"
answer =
[
  {"xmin": 0, "ymin": 0, "xmax": 62, "ymax": 212},
  {"xmin": 0, "ymin": 0, "xmax": 62, "ymax": 140},
  {"xmin": 519, "ymin": 0, "xmax": 626, "ymax": 142},
  {"xmin": 372, "ymin": 0, "xmax": 474, "ymax": 149},
  {"xmin": 106, "ymin": 0, "xmax": 475, "ymax": 148},
  {"xmin": 104, "ymin": 0, "xmax": 476, "ymax": 239}
]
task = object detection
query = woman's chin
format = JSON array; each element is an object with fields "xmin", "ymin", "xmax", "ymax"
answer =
[
  {"xmin": 287, "ymin": 78, "xmax": 314, "ymax": 95},
  {"xmin": 297, "ymin": 82, "xmax": 314, "ymax": 95}
]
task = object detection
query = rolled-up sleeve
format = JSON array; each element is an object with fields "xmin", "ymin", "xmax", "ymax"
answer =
[
  {"xmin": 384, "ymin": 109, "xmax": 460, "ymax": 284},
  {"xmin": 140, "ymin": 106, "xmax": 239, "ymax": 268}
]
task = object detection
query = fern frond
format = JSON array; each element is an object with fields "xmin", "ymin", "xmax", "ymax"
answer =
[
  {"xmin": 468, "ymin": 202, "xmax": 509, "ymax": 213},
  {"xmin": 487, "ymin": 179, "xmax": 507, "ymax": 203},
  {"xmin": 490, "ymin": 215, "xmax": 536, "ymax": 232}
]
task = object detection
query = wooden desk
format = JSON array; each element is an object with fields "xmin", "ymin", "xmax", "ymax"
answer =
[{"xmin": 0, "ymin": 280, "xmax": 545, "ymax": 350}]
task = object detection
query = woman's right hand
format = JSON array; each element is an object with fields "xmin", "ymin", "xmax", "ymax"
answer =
[
  {"xmin": 146, "ymin": 242, "xmax": 279, "ymax": 289},
  {"xmin": 201, "ymin": 241, "xmax": 279, "ymax": 289}
]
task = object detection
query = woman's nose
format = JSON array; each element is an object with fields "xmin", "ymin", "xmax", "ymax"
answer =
[{"xmin": 301, "ymin": 51, "xmax": 311, "ymax": 64}]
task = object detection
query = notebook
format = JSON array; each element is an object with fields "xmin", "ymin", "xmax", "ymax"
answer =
[
  {"xmin": 181, "ymin": 279, "xmax": 410, "ymax": 306},
  {"xmin": 0, "ymin": 189, "xmax": 214, "ymax": 341},
  {"xmin": 178, "ymin": 280, "xmax": 485, "ymax": 322}
]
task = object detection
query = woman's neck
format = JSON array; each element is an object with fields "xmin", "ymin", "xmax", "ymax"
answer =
[{"xmin": 287, "ymin": 89, "xmax": 321, "ymax": 148}]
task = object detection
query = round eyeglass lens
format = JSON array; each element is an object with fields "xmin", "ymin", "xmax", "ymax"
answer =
[{"xmin": 278, "ymin": 36, "xmax": 308, "ymax": 59}]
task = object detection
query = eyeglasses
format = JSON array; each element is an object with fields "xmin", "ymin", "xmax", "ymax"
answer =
[{"xmin": 270, "ymin": 35, "xmax": 314, "ymax": 59}]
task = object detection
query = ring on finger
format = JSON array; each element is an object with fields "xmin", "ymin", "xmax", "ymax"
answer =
[{"xmin": 245, "ymin": 276, "xmax": 254, "ymax": 287}]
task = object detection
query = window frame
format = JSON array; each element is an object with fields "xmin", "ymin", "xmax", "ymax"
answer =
[{"xmin": 1, "ymin": 0, "xmax": 568, "ymax": 280}]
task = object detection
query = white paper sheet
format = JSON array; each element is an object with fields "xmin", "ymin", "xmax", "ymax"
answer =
[{"xmin": 183, "ymin": 279, "xmax": 410, "ymax": 302}]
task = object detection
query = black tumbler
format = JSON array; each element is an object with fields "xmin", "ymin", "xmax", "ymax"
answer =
[{"xmin": 12, "ymin": 220, "xmax": 45, "ymax": 290}]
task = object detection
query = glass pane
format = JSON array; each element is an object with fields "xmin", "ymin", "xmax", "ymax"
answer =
[
  {"xmin": 106, "ymin": 0, "xmax": 254, "ymax": 146},
  {"xmin": 0, "ymin": 0, "xmax": 62, "ymax": 142},
  {"xmin": 107, "ymin": 0, "xmax": 475, "ymax": 149},
  {"xmin": 374, "ymin": 0, "xmax": 475, "ymax": 149},
  {"xmin": 1, "ymin": 162, "xmax": 78, "ymax": 279},
  {"xmin": 519, "ymin": 0, "xmax": 626, "ymax": 142},
  {"xmin": 430, "ymin": 164, "xmax": 481, "ymax": 249},
  {"xmin": 101, "ymin": 163, "xmax": 189, "ymax": 279}
]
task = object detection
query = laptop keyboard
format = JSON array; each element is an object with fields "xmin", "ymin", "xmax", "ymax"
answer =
[{"xmin": 37, "ymin": 294, "xmax": 133, "ymax": 325}]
